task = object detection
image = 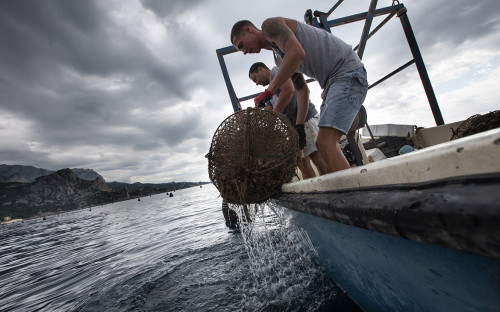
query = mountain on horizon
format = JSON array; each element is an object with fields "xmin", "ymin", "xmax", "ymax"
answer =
[
  {"xmin": 0, "ymin": 168, "xmax": 209, "ymax": 219},
  {"xmin": 0, "ymin": 164, "xmax": 104, "ymax": 183}
]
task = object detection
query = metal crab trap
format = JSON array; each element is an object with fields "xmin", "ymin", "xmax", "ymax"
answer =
[
  {"xmin": 451, "ymin": 110, "xmax": 500, "ymax": 140},
  {"xmin": 207, "ymin": 108, "xmax": 300, "ymax": 205}
]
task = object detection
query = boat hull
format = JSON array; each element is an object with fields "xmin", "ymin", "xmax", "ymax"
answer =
[
  {"xmin": 269, "ymin": 128, "xmax": 500, "ymax": 310},
  {"xmin": 275, "ymin": 174, "xmax": 500, "ymax": 260},
  {"xmin": 274, "ymin": 205, "xmax": 500, "ymax": 312}
]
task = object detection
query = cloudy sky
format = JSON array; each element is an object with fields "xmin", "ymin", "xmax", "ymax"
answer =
[{"xmin": 1, "ymin": 0, "xmax": 498, "ymax": 183}]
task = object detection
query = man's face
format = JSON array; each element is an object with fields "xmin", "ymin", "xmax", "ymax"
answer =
[
  {"xmin": 232, "ymin": 28, "xmax": 260, "ymax": 55},
  {"xmin": 249, "ymin": 67, "xmax": 269, "ymax": 86}
]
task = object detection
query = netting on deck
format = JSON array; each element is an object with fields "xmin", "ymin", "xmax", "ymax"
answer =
[{"xmin": 451, "ymin": 110, "xmax": 500, "ymax": 140}]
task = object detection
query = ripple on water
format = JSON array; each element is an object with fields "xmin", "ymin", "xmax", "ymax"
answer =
[{"xmin": 0, "ymin": 184, "xmax": 360, "ymax": 311}]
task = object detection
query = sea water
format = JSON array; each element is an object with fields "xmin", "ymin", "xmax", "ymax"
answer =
[{"xmin": 0, "ymin": 184, "xmax": 361, "ymax": 311}]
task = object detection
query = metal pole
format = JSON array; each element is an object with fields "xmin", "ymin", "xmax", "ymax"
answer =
[
  {"xmin": 216, "ymin": 47, "xmax": 241, "ymax": 112},
  {"xmin": 310, "ymin": 0, "xmax": 344, "ymax": 26},
  {"xmin": 368, "ymin": 59, "xmax": 415, "ymax": 89},
  {"xmin": 398, "ymin": 9, "xmax": 444, "ymax": 125},
  {"xmin": 319, "ymin": 14, "xmax": 331, "ymax": 33},
  {"xmin": 357, "ymin": 0, "xmax": 378, "ymax": 59},
  {"xmin": 328, "ymin": 4, "xmax": 402, "ymax": 28},
  {"xmin": 323, "ymin": 0, "xmax": 344, "ymax": 18},
  {"xmin": 354, "ymin": 11, "xmax": 395, "ymax": 52}
]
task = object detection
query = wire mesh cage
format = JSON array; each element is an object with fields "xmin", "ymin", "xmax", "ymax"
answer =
[
  {"xmin": 451, "ymin": 110, "xmax": 500, "ymax": 140},
  {"xmin": 207, "ymin": 108, "xmax": 299, "ymax": 205}
]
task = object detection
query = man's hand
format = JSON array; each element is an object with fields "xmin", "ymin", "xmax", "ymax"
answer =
[
  {"xmin": 295, "ymin": 124, "xmax": 306, "ymax": 150},
  {"xmin": 254, "ymin": 89, "xmax": 273, "ymax": 108}
]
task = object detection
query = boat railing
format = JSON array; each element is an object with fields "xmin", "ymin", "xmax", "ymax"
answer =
[{"xmin": 216, "ymin": 1, "xmax": 444, "ymax": 126}]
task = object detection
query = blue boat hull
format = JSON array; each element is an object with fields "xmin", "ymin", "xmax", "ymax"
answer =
[{"xmin": 277, "ymin": 206, "xmax": 500, "ymax": 312}]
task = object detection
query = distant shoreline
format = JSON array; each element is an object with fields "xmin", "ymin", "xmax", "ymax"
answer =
[{"xmin": 1, "ymin": 184, "xmax": 212, "ymax": 224}]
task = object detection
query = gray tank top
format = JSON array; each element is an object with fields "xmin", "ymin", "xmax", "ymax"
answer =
[
  {"xmin": 271, "ymin": 20, "xmax": 363, "ymax": 98},
  {"xmin": 270, "ymin": 67, "xmax": 317, "ymax": 126}
]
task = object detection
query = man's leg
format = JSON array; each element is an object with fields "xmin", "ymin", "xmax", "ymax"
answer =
[
  {"xmin": 301, "ymin": 156, "xmax": 316, "ymax": 178},
  {"xmin": 297, "ymin": 157, "xmax": 315, "ymax": 179},
  {"xmin": 316, "ymin": 68, "xmax": 368, "ymax": 173},
  {"xmin": 302, "ymin": 117, "xmax": 327, "ymax": 176},
  {"xmin": 309, "ymin": 150, "xmax": 328, "ymax": 175},
  {"xmin": 316, "ymin": 127, "xmax": 350, "ymax": 173}
]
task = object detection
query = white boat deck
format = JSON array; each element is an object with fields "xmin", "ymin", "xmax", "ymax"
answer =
[{"xmin": 282, "ymin": 128, "xmax": 500, "ymax": 193}]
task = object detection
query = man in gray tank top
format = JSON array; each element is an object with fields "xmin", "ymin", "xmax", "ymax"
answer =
[{"xmin": 231, "ymin": 18, "xmax": 368, "ymax": 174}]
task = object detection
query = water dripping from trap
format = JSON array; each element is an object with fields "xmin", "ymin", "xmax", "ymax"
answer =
[{"xmin": 229, "ymin": 202, "xmax": 362, "ymax": 312}]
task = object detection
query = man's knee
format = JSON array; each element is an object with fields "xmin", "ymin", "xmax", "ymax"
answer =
[
  {"xmin": 317, "ymin": 127, "xmax": 343, "ymax": 149},
  {"xmin": 316, "ymin": 135, "xmax": 328, "ymax": 151}
]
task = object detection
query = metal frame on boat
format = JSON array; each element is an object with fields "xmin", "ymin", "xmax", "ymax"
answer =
[{"xmin": 216, "ymin": 1, "xmax": 500, "ymax": 311}]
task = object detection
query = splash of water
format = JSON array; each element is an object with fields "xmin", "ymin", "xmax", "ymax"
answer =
[{"xmin": 229, "ymin": 202, "xmax": 336, "ymax": 311}]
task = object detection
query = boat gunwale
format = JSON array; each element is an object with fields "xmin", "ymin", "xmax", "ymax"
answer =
[{"xmin": 272, "ymin": 172, "xmax": 500, "ymax": 260}]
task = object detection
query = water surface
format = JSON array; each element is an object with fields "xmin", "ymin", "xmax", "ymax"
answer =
[{"xmin": 0, "ymin": 184, "xmax": 360, "ymax": 311}]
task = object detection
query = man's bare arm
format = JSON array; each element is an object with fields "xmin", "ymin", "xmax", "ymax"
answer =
[
  {"xmin": 273, "ymin": 78, "xmax": 294, "ymax": 113},
  {"xmin": 262, "ymin": 17, "xmax": 305, "ymax": 94},
  {"xmin": 262, "ymin": 17, "xmax": 292, "ymax": 47},
  {"xmin": 292, "ymin": 73, "xmax": 309, "ymax": 125}
]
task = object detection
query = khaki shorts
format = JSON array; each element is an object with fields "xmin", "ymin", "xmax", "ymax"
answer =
[{"xmin": 301, "ymin": 115, "xmax": 320, "ymax": 158}]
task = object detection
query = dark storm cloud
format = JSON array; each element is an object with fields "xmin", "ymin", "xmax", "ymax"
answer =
[
  {"xmin": 0, "ymin": 148, "xmax": 54, "ymax": 170},
  {"xmin": 0, "ymin": 1, "xmax": 106, "ymax": 81},
  {"xmin": 0, "ymin": 0, "xmax": 192, "ymax": 102},
  {"xmin": 0, "ymin": 0, "xmax": 209, "ymax": 149},
  {"xmin": 410, "ymin": 0, "xmax": 499, "ymax": 48},
  {"xmin": 1, "ymin": 0, "xmax": 498, "ymax": 182},
  {"xmin": 139, "ymin": 0, "xmax": 204, "ymax": 19}
]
